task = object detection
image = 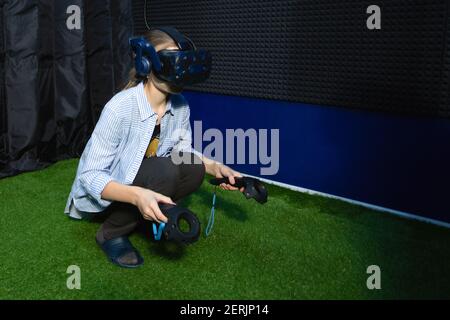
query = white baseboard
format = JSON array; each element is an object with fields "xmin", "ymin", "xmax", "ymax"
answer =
[{"xmin": 244, "ymin": 174, "xmax": 450, "ymax": 229}]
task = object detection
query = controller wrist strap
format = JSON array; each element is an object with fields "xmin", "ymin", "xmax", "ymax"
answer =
[
  {"xmin": 152, "ymin": 222, "xmax": 166, "ymax": 240},
  {"xmin": 205, "ymin": 186, "xmax": 217, "ymax": 236}
]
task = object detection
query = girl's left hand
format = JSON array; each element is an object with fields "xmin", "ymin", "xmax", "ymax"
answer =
[{"xmin": 213, "ymin": 163, "xmax": 245, "ymax": 192}]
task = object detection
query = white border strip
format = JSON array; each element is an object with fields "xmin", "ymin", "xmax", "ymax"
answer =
[{"xmin": 244, "ymin": 174, "xmax": 450, "ymax": 229}]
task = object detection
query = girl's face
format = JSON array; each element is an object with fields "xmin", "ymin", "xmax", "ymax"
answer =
[{"xmin": 149, "ymin": 44, "xmax": 183, "ymax": 95}]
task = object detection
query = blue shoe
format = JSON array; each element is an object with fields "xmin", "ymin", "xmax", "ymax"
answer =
[{"xmin": 97, "ymin": 236, "xmax": 144, "ymax": 268}]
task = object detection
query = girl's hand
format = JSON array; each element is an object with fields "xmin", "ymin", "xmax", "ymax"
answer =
[
  {"xmin": 133, "ymin": 187, "xmax": 175, "ymax": 223},
  {"xmin": 211, "ymin": 163, "xmax": 245, "ymax": 192}
]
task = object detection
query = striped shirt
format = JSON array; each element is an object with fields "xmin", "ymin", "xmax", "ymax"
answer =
[{"xmin": 64, "ymin": 82, "xmax": 199, "ymax": 219}]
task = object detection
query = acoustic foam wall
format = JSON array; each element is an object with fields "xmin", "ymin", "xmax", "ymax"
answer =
[{"xmin": 132, "ymin": 0, "xmax": 450, "ymax": 118}]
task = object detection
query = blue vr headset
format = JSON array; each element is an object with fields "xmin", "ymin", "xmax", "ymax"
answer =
[{"xmin": 129, "ymin": 27, "xmax": 212, "ymax": 86}]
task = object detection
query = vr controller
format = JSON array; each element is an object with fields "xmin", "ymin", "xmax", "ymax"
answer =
[
  {"xmin": 209, "ymin": 176, "xmax": 268, "ymax": 204},
  {"xmin": 152, "ymin": 177, "xmax": 267, "ymax": 243},
  {"xmin": 152, "ymin": 204, "xmax": 201, "ymax": 244}
]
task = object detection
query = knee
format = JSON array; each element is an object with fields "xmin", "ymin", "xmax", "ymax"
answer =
[
  {"xmin": 156, "ymin": 158, "xmax": 181, "ymax": 189},
  {"xmin": 134, "ymin": 157, "xmax": 180, "ymax": 195},
  {"xmin": 189, "ymin": 160, "xmax": 206, "ymax": 189},
  {"xmin": 171, "ymin": 155, "xmax": 205, "ymax": 201},
  {"xmin": 151, "ymin": 159, "xmax": 180, "ymax": 198},
  {"xmin": 179, "ymin": 153, "xmax": 206, "ymax": 189}
]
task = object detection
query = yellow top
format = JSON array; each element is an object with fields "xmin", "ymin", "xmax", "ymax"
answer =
[{"xmin": 145, "ymin": 137, "xmax": 159, "ymax": 158}]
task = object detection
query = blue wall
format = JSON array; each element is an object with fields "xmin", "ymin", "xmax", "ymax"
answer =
[{"xmin": 184, "ymin": 91, "xmax": 450, "ymax": 223}]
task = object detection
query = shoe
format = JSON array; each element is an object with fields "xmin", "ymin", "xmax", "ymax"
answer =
[{"xmin": 96, "ymin": 236, "xmax": 144, "ymax": 268}]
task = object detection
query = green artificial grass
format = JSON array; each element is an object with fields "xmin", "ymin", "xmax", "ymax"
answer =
[{"xmin": 0, "ymin": 158, "xmax": 450, "ymax": 299}]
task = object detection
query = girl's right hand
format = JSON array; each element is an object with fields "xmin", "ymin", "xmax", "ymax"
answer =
[{"xmin": 133, "ymin": 187, "xmax": 174, "ymax": 223}]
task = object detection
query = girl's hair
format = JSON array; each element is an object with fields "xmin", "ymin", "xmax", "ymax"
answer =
[{"xmin": 123, "ymin": 29, "xmax": 176, "ymax": 90}]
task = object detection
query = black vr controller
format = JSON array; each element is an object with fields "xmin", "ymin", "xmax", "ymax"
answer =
[
  {"xmin": 209, "ymin": 176, "xmax": 268, "ymax": 204},
  {"xmin": 153, "ymin": 204, "xmax": 201, "ymax": 244},
  {"xmin": 153, "ymin": 177, "xmax": 267, "ymax": 243}
]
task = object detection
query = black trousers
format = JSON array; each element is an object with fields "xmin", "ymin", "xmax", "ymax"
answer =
[{"xmin": 100, "ymin": 153, "xmax": 205, "ymax": 240}]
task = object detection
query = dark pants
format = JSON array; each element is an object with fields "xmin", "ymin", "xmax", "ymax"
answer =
[{"xmin": 99, "ymin": 153, "xmax": 205, "ymax": 240}]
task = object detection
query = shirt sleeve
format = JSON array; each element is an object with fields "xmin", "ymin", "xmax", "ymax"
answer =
[
  {"xmin": 78, "ymin": 105, "xmax": 122, "ymax": 207},
  {"xmin": 175, "ymin": 106, "xmax": 204, "ymax": 159}
]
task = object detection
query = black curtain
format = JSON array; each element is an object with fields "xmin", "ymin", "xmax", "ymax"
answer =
[{"xmin": 0, "ymin": 0, "xmax": 133, "ymax": 178}]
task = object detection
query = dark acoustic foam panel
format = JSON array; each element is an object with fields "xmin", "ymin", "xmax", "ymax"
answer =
[{"xmin": 132, "ymin": 0, "xmax": 450, "ymax": 118}]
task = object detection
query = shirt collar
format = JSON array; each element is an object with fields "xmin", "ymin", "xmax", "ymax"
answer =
[{"xmin": 136, "ymin": 82, "xmax": 174, "ymax": 121}]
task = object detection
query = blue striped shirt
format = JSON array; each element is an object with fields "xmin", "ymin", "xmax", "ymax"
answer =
[{"xmin": 64, "ymin": 82, "xmax": 198, "ymax": 219}]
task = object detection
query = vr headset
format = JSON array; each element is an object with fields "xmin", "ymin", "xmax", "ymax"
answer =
[{"xmin": 129, "ymin": 27, "xmax": 212, "ymax": 86}]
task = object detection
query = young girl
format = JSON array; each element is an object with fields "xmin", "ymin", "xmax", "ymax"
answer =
[{"xmin": 64, "ymin": 29, "xmax": 242, "ymax": 268}]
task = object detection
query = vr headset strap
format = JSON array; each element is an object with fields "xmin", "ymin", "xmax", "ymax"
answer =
[{"xmin": 155, "ymin": 26, "xmax": 195, "ymax": 51}]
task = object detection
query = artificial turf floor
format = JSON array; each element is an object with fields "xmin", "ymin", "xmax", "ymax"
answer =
[{"xmin": 0, "ymin": 158, "xmax": 449, "ymax": 299}]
